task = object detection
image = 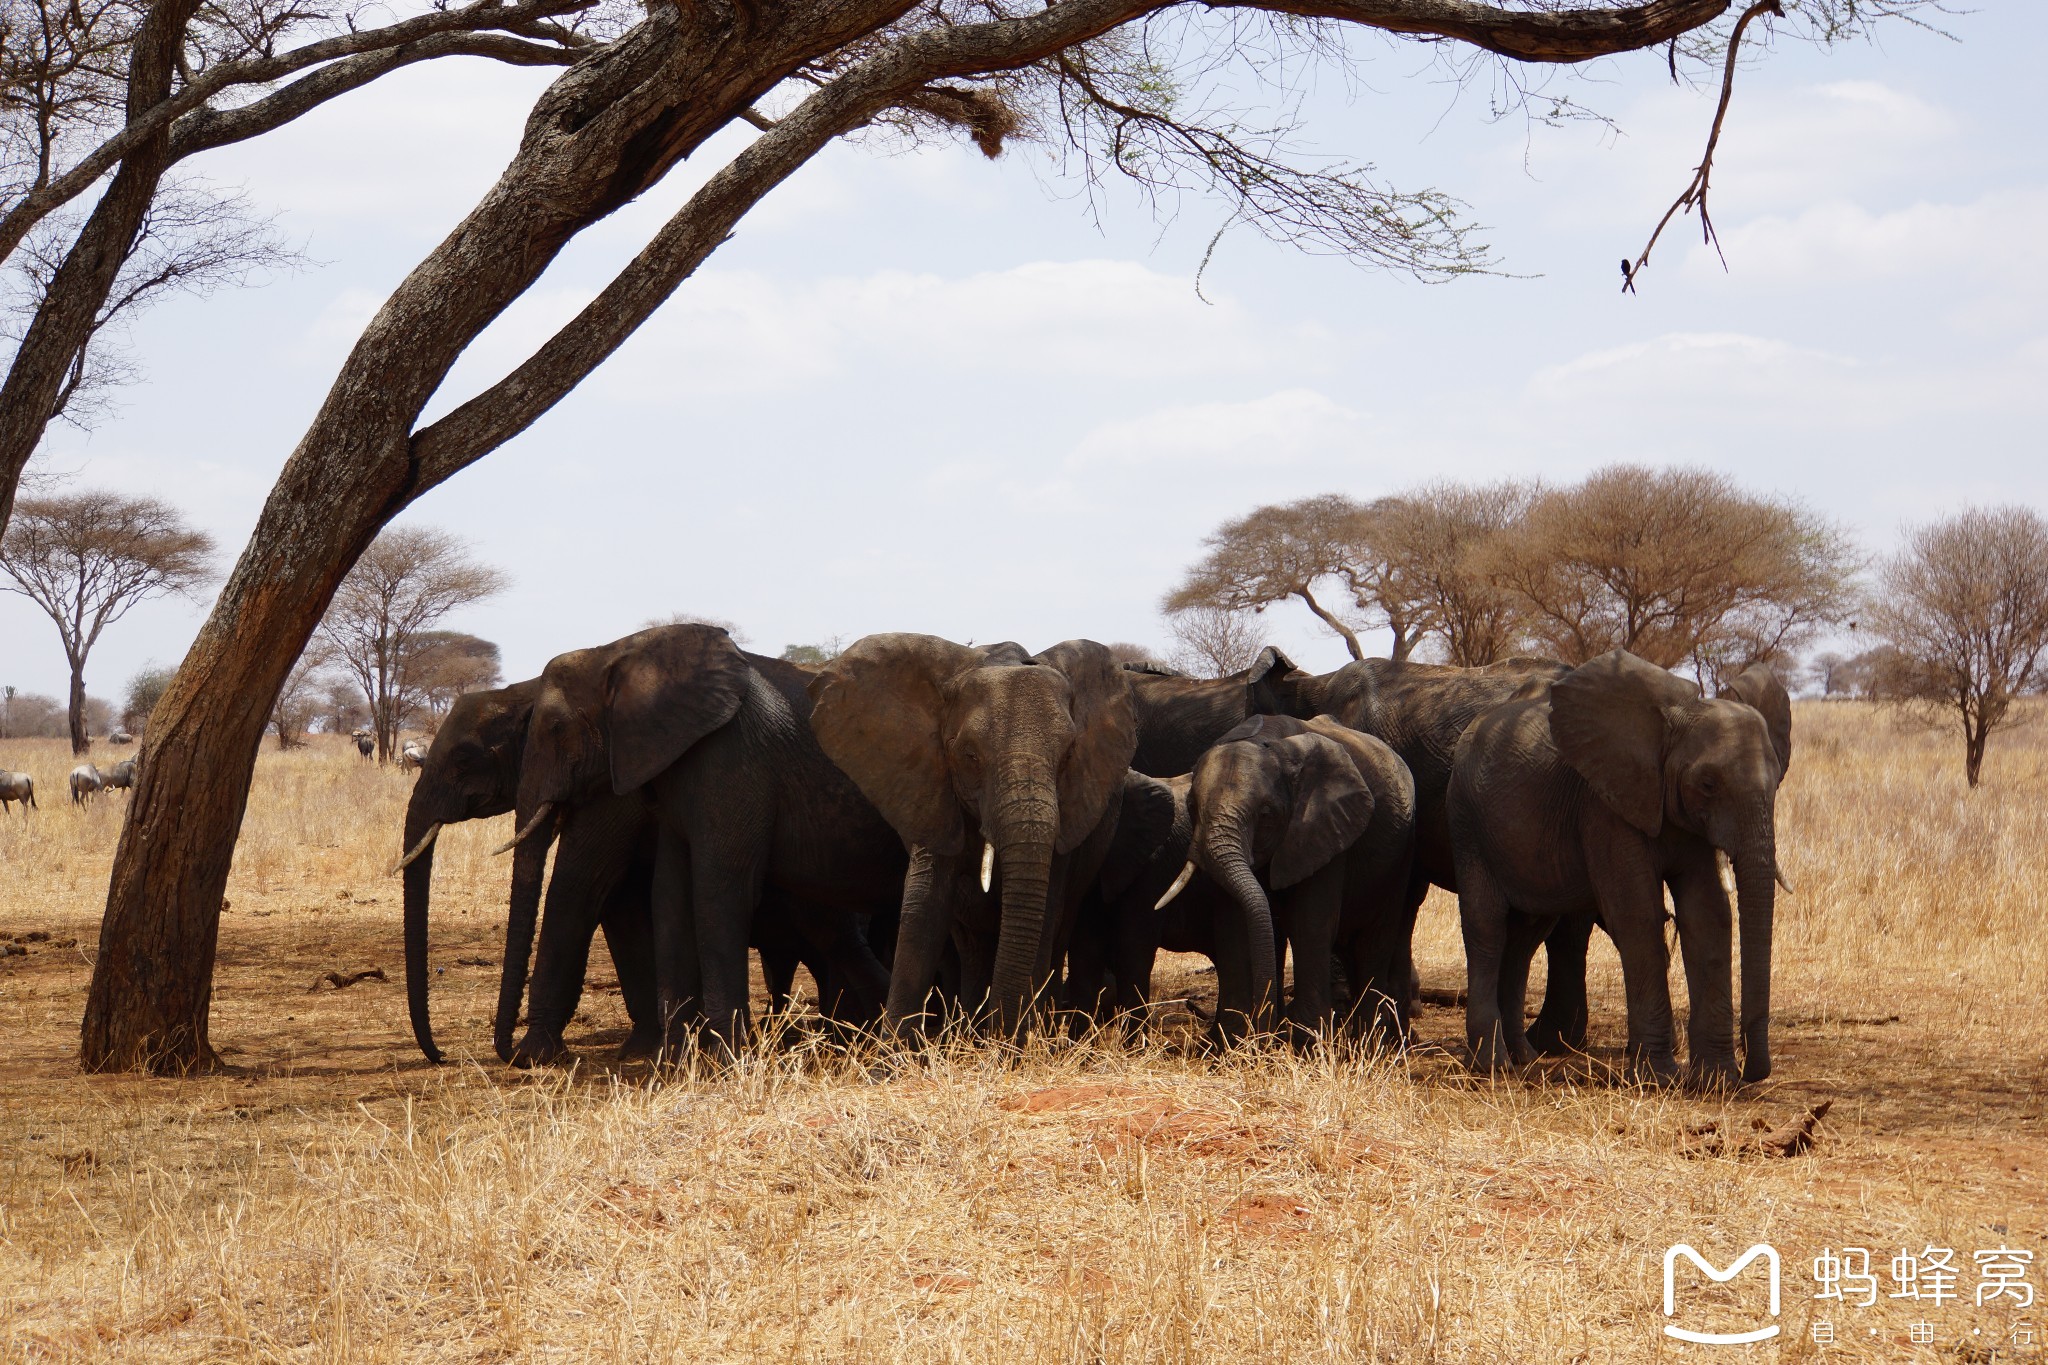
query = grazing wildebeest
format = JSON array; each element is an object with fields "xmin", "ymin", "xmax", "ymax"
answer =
[
  {"xmin": 101, "ymin": 759, "xmax": 138, "ymax": 794},
  {"xmin": 0, "ymin": 770, "xmax": 35, "ymax": 812},
  {"xmin": 69, "ymin": 764, "xmax": 104, "ymax": 805},
  {"xmin": 109, "ymin": 730, "xmax": 134, "ymax": 745},
  {"xmin": 399, "ymin": 738, "xmax": 428, "ymax": 769}
]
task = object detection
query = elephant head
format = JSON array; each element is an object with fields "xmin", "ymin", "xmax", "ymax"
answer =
[
  {"xmin": 1179, "ymin": 719, "xmax": 1376, "ymax": 1029},
  {"xmin": 1548, "ymin": 649, "xmax": 1792, "ymax": 1081},
  {"xmin": 809, "ymin": 634, "xmax": 1137, "ymax": 1034},
  {"xmin": 400, "ymin": 678, "xmax": 539, "ymax": 1063},
  {"xmin": 493, "ymin": 624, "xmax": 752, "ymax": 1059}
]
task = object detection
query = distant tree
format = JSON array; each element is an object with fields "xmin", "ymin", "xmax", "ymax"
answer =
[
  {"xmin": 1104, "ymin": 641, "xmax": 1166, "ymax": 668},
  {"xmin": 407, "ymin": 631, "xmax": 502, "ymax": 722},
  {"xmin": 0, "ymin": 683, "xmax": 12, "ymax": 737},
  {"xmin": 83, "ymin": 694, "xmax": 115, "ymax": 736},
  {"xmin": 0, "ymin": 491, "xmax": 215, "ymax": 752},
  {"xmin": 1484, "ymin": 466, "xmax": 1856, "ymax": 679},
  {"xmin": 1371, "ymin": 480, "xmax": 1538, "ymax": 666},
  {"xmin": 314, "ymin": 526, "xmax": 506, "ymax": 762},
  {"xmin": 323, "ymin": 680, "xmax": 367, "ymax": 737},
  {"xmin": 122, "ymin": 663, "xmax": 176, "ymax": 734},
  {"xmin": 1167, "ymin": 494, "xmax": 1414, "ymax": 662},
  {"xmin": 1163, "ymin": 604, "xmax": 1267, "ymax": 679},
  {"xmin": 1865, "ymin": 506, "xmax": 2048, "ymax": 787},
  {"xmin": 2, "ymin": 690, "xmax": 65, "ymax": 737},
  {"xmin": 779, "ymin": 636, "xmax": 845, "ymax": 667},
  {"xmin": 648, "ymin": 612, "xmax": 748, "ymax": 645},
  {"xmin": 270, "ymin": 643, "xmax": 331, "ymax": 750}
]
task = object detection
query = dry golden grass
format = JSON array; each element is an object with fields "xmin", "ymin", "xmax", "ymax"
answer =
[{"xmin": 1, "ymin": 710, "xmax": 2044, "ymax": 1362}]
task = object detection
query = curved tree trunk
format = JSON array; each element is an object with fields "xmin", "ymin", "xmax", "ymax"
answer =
[
  {"xmin": 401, "ymin": 803, "xmax": 445, "ymax": 1062},
  {"xmin": 1733, "ymin": 822, "xmax": 1777, "ymax": 1084}
]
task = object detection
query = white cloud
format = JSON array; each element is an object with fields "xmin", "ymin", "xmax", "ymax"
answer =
[{"xmin": 1067, "ymin": 389, "xmax": 1367, "ymax": 468}]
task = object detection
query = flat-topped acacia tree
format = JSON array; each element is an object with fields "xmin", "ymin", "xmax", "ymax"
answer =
[{"xmin": 81, "ymin": 0, "xmax": 1928, "ymax": 1071}]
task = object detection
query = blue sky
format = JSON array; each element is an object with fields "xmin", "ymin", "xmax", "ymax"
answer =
[{"xmin": 5, "ymin": 4, "xmax": 2041, "ymax": 702}]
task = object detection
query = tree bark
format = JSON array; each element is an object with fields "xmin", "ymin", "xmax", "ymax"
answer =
[
  {"xmin": 1297, "ymin": 586, "xmax": 1366, "ymax": 661},
  {"xmin": 68, "ymin": 662, "xmax": 90, "ymax": 756}
]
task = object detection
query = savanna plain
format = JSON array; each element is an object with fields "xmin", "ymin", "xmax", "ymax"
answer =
[{"xmin": 0, "ymin": 702, "xmax": 2043, "ymax": 1362}]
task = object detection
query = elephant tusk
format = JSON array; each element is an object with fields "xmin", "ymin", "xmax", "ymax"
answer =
[
  {"xmin": 388, "ymin": 823, "xmax": 441, "ymax": 876},
  {"xmin": 1775, "ymin": 868, "xmax": 1794, "ymax": 895},
  {"xmin": 491, "ymin": 803, "xmax": 556, "ymax": 856},
  {"xmin": 1154, "ymin": 861, "xmax": 1197, "ymax": 911},
  {"xmin": 980, "ymin": 841, "xmax": 996, "ymax": 893}
]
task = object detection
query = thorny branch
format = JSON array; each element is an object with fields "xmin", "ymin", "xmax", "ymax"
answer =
[{"xmin": 1621, "ymin": 0, "xmax": 1780, "ymax": 294}]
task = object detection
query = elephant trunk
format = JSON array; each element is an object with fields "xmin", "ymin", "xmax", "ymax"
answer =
[
  {"xmin": 1202, "ymin": 813, "xmax": 1278, "ymax": 1034},
  {"xmin": 987, "ymin": 772, "xmax": 1059, "ymax": 1040},
  {"xmin": 1732, "ymin": 806, "xmax": 1779, "ymax": 1083},
  {"xmin": 401, "ymin": 800, "xmax": 445, "ymax": 1064},
  {"xmin": 493, "ymin": 803, "xmax": 558, "ymax": 1062}
]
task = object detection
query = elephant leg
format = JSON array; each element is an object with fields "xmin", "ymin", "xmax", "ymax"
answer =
[
  {"xmin": 1528, "ymin": 911, "xmax": 1595, "ymax": 1056},
  {"xmin": 1591, "ymin": 858, "xmax": 1680, "ymax": 1084},
  {"xmin": 1110, "ymin": 891, "xmax": 1161, "ymax": 1028},
  {"xmin": 1060, "ymin": 897, "xmax": 1113, "ymax": 1035},
  {"xmin": 1280, "ymin": 857, "xmax": 1347, "ymax": 1044},
  {"xmin": 785, "ymin": 896, "xmax": 891, "ymax": 1026},
  {"xmin": 1338, "ymin": 871, "xmax": 1413, "ymax": 1048},
  {"xmin": 515, "ymin": 867, "xmax": 604, "ymax": 1067},
  {"xmin": 597, "ymin": 868, "xmax": 662, "ymax": 1059},
  {"xmin": 649, "ymin": 834, "xmax": 702, "ymax": 1059},
  {"xmin": 692, "ymin": 851, "xmax": 766, "ymax": 1056},
  {"xmin": 1456, "ymin": 855, "xmax": 1516, "ymax": 1074},
  {"xmin": 1669, "ymin": 855, "xmax": 1738, "ymax": 1088},
  {"xmin": 1495, "ymin": 912, "xmax": 1555, "ymax": 1067}
]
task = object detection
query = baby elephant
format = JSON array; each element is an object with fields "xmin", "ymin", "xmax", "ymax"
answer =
[
  {"xmin": 69, "ymin": 764, "xmax": 104, "ymax": 805},
  {"xmin": 0, "ymin": 770, "xmax": 36, "ymax": 812},
  {"xmin": 1157, "ymin": 715, "xmax": 1415, "ymax": 1041},
  {"xmin": 100, "ymin": 759, "xmax": 138, "ymax": 793}
]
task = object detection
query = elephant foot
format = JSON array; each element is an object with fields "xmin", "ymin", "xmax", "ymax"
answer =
[
  {"xmin": 1527, "ymin": 1006, "xmax": 1589, "ymax": 1057},
  {"xmin": 1626, "ymin": 1049, "xmax": 1683, "ymax": 1088},
  {"xmin": 1683, "ymin": 1059, "xmax": 1741, "ymax": 1095},
  {"xmin": 616, "ymin": 1027, "xmax": 664, "ymax": 1062},
  {"xmin": 509, "ymin": 1031, "xmax": 570, "ymax": 1069}
]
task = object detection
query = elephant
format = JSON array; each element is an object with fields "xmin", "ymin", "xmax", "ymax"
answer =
[
  {"xmin": 68, "ymin": 764, "xmax": 103, "ymax": 805},
  {"xmin": 1143, "ymin": 715, "xmax": 1416, "ymax": 1039},
  {"xmin": 0, "ymin": 770, "xmax": 35, "ymax": 812},
  {"xmin": 100, "ymin": 759, "xmax": 137, "ymax": 793},
  {"xmin": 809, "ymin": 635, "xmax": 1137, "ymax": 1038},
  {"xmin": 1251, "ymin": 653, "xmax": 1569, "ymax": 1029},
  {"xmin": 503, "ymin": 624, "xmax": 903, "ymax": 1060},
  {"xmin": 1447, "ymin": 650, "xmax": 1792, "ymax": 1086},
  {"xmin": 1124, "ymin": 648, "xmax": 1297, "ymax": 778},
  {"xmin": 400, "ymin": 678, "xmax": 663, "ymax": 1064}
]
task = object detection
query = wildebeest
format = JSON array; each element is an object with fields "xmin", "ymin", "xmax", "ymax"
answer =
[
  {"xmin": 399, "ymin": 738, "xmax": 428, "ymax": 769},
  {"xmin": 69, "ymin": 764, "xmax": 103, "ymax": 805},
  {"xmin": 101, "ymin": 759, "xmax": 138, "ymax": 793},
  {"xmin": 353, "ymin": 729, "xmax": 374, "ymax": 758},
  {"xmin": 0, "ymin": 770, "xmax": 35, "ymax": 812},
  {"xmin": 108, "ymin": 730, "xmax": 134, "ymax": 745}
]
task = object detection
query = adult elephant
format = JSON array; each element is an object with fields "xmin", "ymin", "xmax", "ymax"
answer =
[
  {"xmin": 1448, "ymin": 651, "xmax": 1791, "ymax": 1086},
  {"xmin": 809, "ymin": 635, "xmax": 1137, "ymax": 1039},
  {"xmin": 504, "ymin": 625, "xmax": 903, "ymax": 1059},
  {"xmin": 398, "ymin": 679, "xmax": 661, "ymax": 1064},
  {"xmin": 1251, "ymin": 654, "xmax": 1568, "ymax": 1030},
  {"xmin": 1125, "ymin": 648, "xmax": 1297, "ymax": 778}
]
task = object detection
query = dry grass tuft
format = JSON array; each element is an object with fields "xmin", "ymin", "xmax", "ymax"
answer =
[{"xmin": 1, "ymin": 711, "xmax": 2044, "ymax": 1361}]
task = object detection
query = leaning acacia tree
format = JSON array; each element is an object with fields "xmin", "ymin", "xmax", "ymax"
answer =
[{"xmin": 81, "ymin": 0, "xmax": 1929, "ymax": 1071}]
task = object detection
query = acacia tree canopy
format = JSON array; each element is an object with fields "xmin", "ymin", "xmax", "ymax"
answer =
[{"xmin": 80, "ymin": 0, "xmax": 1937, "ymax": 1073}]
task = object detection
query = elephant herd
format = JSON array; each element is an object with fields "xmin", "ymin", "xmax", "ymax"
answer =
[{"xmin": 400, "ymin": 624, "xmax": 1792, "ymax": 1088}]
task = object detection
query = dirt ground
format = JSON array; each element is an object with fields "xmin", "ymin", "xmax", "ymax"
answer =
[{"xmin": 1, "ymin": 708, "xmax": 2044, "ymax": 1361}]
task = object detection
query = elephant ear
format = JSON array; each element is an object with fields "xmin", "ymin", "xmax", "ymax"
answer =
[
  {"xmin": 1719, "ymin": 663, "xmax": 1793, "ymax": 773},
  {"xmin": 1099, "ymin": 770, "xmax": 1181, "ymax": 900},
  {"xmin": 603, "ymin": 625, "xmax": 752, "ymax": 794},
  {"xmin": 1271, "ymin": 733, "xmax": 1375, "ymax": 889},
  {"xmin": 808, "ymin": 633, "xmax": 982, "ymax": 855},
  {"xmin": 1548, "ymin": 649, "xmax": 1699, "ymax": 838},
  {"xmin": 1035, "ymin": 640, "xmax": 1140, "ymax": 853}
]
